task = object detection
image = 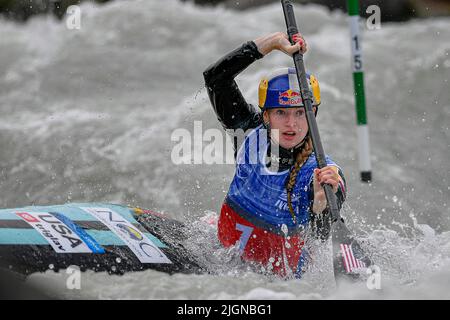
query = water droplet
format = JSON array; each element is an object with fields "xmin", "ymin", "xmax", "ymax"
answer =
[{"xmin": 281, "ymin": 224, "xmax": 288, "ymax": 236}]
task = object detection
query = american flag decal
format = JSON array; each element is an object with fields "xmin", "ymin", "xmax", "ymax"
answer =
[{"xmin": 340, "ymin": 243, "xmax": 366, "ymax": 273}]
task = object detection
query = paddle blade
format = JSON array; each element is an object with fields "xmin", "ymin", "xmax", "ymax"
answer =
[{"xmin": 332, "ymin": 219, "xmax": 372, "ymax": 280}]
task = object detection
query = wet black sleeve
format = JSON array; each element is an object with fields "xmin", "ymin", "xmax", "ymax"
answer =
[
  {"xmin": 203, "ymin": 41, "xmax": 264, "ymax": 132},
  {"xmin": 309, "ymin": 168, "xmax": 347, "ymax": 241}
]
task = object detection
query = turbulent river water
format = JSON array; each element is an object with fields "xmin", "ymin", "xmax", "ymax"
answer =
[{"xmin": 0, "ymin": 0, "xmax": 449, "ymax": 299}]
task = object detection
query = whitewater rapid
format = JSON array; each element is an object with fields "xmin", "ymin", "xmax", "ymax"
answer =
[{"xmin": 0, "ymin": 0, "xmax": 449, "ymax": 299}]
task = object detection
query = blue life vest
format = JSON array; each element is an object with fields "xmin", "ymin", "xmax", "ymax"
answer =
[{"xmin": 225, "ymin": 124, "xmax": 339, "ymax": 236}]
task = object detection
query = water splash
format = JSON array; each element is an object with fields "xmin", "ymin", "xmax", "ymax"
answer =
[{"xmin": 0, "ymin": 0, "xmax": 449, "ymax": 299}]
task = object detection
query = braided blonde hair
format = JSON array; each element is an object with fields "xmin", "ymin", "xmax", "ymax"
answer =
[{"xmin": 286, "ymin": 136, "xmax": 313, "ymax": 223}]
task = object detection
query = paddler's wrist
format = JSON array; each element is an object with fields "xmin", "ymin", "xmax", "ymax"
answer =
[
  {"xmin": 312, "ymin": 192, "xmax": 327, "ymax": 214},
  {"xmin": 253, "ymin": 32, "xmax": 281, "ymax": 56},
  {"xmin": 245, "ymin": 40, "xmax": 264, "ymax": 60}
]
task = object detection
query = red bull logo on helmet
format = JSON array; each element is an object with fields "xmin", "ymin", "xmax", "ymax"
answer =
[{"xmin": 278, "ymin": 89, "xmax": 302, "ymax": 106}]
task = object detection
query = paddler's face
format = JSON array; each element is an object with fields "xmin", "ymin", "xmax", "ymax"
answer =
[{"xmin": 264, "ymin": 107, "xmax": 313, "ymax": 149}]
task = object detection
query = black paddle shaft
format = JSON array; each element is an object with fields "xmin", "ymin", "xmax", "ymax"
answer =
[
  {"xmin": 281, "ymin": 0, "xmax": 340, "ymax": 222},
  {"xmin": 281, "ymin": 2, "xmax": 374, "ymax": 281}
]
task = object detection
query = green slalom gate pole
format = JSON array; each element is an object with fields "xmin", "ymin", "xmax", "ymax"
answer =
[{"xmin": 347, "ymin": 0, "xmax": 372, "ymax": 182}]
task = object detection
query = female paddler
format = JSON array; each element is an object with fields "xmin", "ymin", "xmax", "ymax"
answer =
[{"xmin": 203, "ymin": 32, "xmax": 346, "ymax": 278}]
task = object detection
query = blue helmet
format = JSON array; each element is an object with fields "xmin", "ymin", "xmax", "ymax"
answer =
[{"xmin": 258, "ymin": 67, "xmax": 321, "ymax": 110}]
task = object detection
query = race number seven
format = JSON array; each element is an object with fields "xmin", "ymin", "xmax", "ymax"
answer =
[{"xmin": 236, "ymin": 223, "xmax": 254, "ymax": 255}]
